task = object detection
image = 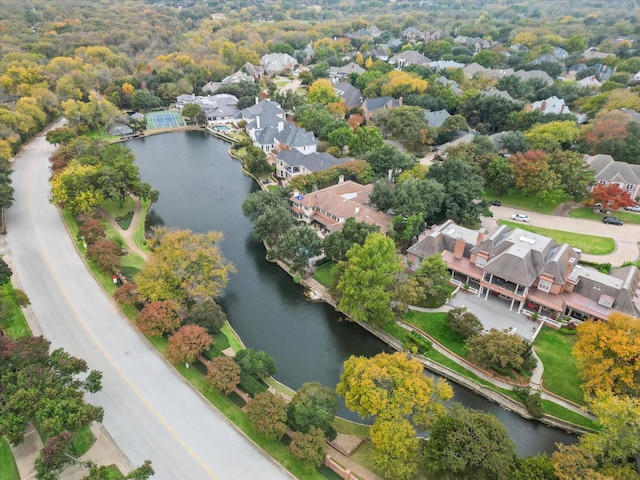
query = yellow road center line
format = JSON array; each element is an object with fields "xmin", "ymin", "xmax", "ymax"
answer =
[{"xmin": 26, "ymin": 158, "xmax": 218, "ymax": 479}]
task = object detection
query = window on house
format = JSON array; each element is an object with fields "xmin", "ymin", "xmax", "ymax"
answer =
[
  {"xmin": 627, "ymin": 184, "xmax": 635, "ymax": 191},
  {"xmin": 475, "ymin": 256, "xmax": 487, "ymax": 267},
  {"xmin": 538, "ymin": 279, "xmax": 552, "ymax": 293}
]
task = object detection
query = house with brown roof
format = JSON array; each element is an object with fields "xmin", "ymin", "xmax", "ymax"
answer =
[
  {"xmin": 290, "ymin": 179, "xmax": 392, "ymax": 235},
  {"xmin": 407, "ymin": 220, "xmax": 640, "ymax": 322}
]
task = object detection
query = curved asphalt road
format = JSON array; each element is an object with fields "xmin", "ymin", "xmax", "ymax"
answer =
[{"xmin": 3, "ymin": 124, "xmax": 292, "ymax": 480}]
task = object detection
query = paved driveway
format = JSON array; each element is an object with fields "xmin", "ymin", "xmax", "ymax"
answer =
[
  {"xmin": 3, "ymin": 124, "xmax": 292, "ymax": 479},
  {"xmin": 485, "ymin": 205, "xmax": 640, "ymax": 265},
  {"xmin": 449, "ymin": 291, "xmax": 538, "ymax": 342}
]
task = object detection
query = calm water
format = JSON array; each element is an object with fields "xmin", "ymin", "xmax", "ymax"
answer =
[{"xmin": 128, "ymin": 131, "xmax": 576, "ymax": 456}]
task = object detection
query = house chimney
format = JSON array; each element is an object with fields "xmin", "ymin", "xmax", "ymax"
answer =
[
  {"xmin": 476, "ymin": 228, "xmax": 486, "ymax": 246},
  {"xmin": 540, "ymin": 100, "xmax": 547, "ymax": 112},
  {"xmin": 398, "ymin": 97, "xmax": 403, "ymax": 106},
  {"xmin": 355, "ymin": 206, "xmax": 360, "ymax": 214},
  {"xmin": 453, "ymin": 238, "xmax": 465, "ymax": 260},
  {"xmin": 255, "ymin": 96, "xmax": 259, "ymax": 105},
  {"xmin": 256, "ymin": 115, "xmax": 260, "ymax": 129},
  {"xmin": 338, "ymin": 175, "xmax": 345, "ymax": 184}
]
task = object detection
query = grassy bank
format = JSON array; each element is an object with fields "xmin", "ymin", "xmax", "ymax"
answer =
[
  {"xmin": 485, "ymin": 189, "xmax": 570, "ymax": 214},
  {"xmin": 533, "ymin": 327, "xmax": 584, "ymax": 405},
  {"xmin": 569, "ymin": 207, "xmax": 640, "ymax": 225},
  {"xmin": 0, "ymin": 436, "xmax": 19, "ymax": 480}
]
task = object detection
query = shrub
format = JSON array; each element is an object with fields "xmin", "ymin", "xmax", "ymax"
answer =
[
  {"xmin": 238, "ymin": 371, "xmax": 268, "ymax": 396},
  {"xmin": 524, "ymin": 392, "xmax": 544, "ymax": 418},
  {"xmin": 78, "ymin": 218, "xmax": 106, "ymax": 245},
  {"xmin": 87, "ymin": 239, "xmax": 122, "ymax": 273},
  {"xmin": 113, "ymin": 282, "xmax": 140, "ymax": 306},
  {"xmin": 235, "ymin": 348, "xmax": 276, "ymax": 379},
  {"xmin": 447, "ymin": 306, "xmax": 483, "ymax": 339},
  {"xmin": 13, "ymin": 288, "xmax": 30, "ymax": 306}
]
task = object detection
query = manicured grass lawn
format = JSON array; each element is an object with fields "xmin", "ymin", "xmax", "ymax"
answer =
[
  {"xmin": 533, "ymin": 327, "xmax": 584, "ymax": 405},
  {"xmin": 134, "ymin": 198, "xmax": 151, "ymax": 250},
  {"xmin": 541, "ymin": 400, "xmax": 599, "ymax": 431},
  {"xmin": 402, "ymin": 311, "xmax": 467, "ymax": 357},
  {"xmin": 331, "ymin": 417, "xmax": 370, "ymax": 438},
  {"xmin": 569, "ymin": 207, "xmax": 640, "ymax": 225},
  {"xmin": 0, "ymin": 436, "xmax": 19, "ymax": 480},
  {"xmin": 313, "ymin": 262, "xmax": 336, "ymax": 287},
  {"xmin": 499, "ymin": 220, "xmax": 615, "ymax": 255},
  {"xmin": 221, "ymin": 323, "xmax": 245, "ymax": 351},
  {"xmin": 69, "ymin": 425, "xmax": 95, "ymax": 457},
  {"xmin": 485, "ymin": 188, "xmax": 570, "ymax": 214},
  {"xmin": 1, "ymin": 283, "xmax": 31, "ymax": 338},
  {"xmin": 102, "ymin": 198, "xmax": 135, "ymax": 229}
]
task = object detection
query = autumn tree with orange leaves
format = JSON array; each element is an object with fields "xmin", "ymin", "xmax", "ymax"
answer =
[
  {"xmin": 167, "ymin": 325, "xmax": 211, "ymax": 365},
  {"xmin": 585, "ymin": 183, "xmax": 636, "ymax": 210},
  {"xmin": 573, "ymin": 312, "xmax": 640, "ymax": 397}
]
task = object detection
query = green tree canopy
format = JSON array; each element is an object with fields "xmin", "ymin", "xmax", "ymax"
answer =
[
  {"xmin": 287, "ymin": 382, "xmax": 338, "ymax": 433},
  {"xmin": 424, "ymin": 403, "xmax": 517, "ymax": 480},
  {"xmin": 336, "ymin": 233, "xmax": 403, "ymax": 326}
]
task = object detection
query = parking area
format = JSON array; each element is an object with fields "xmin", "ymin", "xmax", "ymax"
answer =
[{"xmin": 449, "ymin": 290, "xmax": 539, "ymax": 342}]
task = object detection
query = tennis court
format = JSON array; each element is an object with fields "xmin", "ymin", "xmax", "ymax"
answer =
[{"xmin": 146, "ymin": 110, "xmax": 185, "ymax": 129}]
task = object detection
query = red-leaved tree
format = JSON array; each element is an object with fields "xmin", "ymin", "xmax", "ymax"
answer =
[
  {"xmin": 586, "ymin": 183, "xmax": 636, "ymax": 210},
  {"xmin": 167, "ymin": 325, "xmax": 212, "ymax": 364},
  {"xmin": 136, "ymin": 300, "xmax": 180, "ymax": 337}
]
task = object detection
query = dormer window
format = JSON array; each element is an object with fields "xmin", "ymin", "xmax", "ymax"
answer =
[
  {"xmin": 475, "ymin": 256, "xmax": 487, "ymax": 267},
  {"xmin": 538, "ymin": 279, "xmax": 552, "ymax": 293}
]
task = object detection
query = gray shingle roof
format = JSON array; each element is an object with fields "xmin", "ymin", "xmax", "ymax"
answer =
[
  {"xmin": 424, "ymin": 109, "xmax": 451, "ymax": 128},
  {"xmin": 334, "ymin": 82, "xmax": 363, "ymax": 108},
  {"xmin": 585, "ymin": 154, "xmax": 640, "ymax": 185},
  {"xmin": 277, "ymin": 150, "xmax": 346, "ymax": 173}
]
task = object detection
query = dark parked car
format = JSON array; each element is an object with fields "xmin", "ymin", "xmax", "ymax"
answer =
[
  {"xmin": 490, "ymin": 200, "xmax": 502, "ymax": 206},
  {"xmin": 603, "ymin": 216, "xmax": 623, "ymax": 226}
]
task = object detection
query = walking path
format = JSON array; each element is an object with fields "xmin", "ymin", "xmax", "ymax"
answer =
[
  {"xmin": 405, "ymin": 306, "xmax": 591, "ymax": 420},
  {"xmin": 99, "ymin": 196, "xmax": 149, "ymax": 261}
]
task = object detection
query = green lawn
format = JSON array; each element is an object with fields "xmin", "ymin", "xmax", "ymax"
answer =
[
  {"xmin": 313, "ymin": 262, "xmax": 336, "ymax": 287},
  {"xmin": 134, "ymin": 198, "xmax": 151, "ymax": 250},
  {"xmin": 499, "ymin": 220, "xmax": 615, "ymax": 255},
  {"xmin": 0, "ymin": 436, "xmax": 19, "ymax": 480},
  {"xmin": 68, "ymin": 425, "xmax": 95, "ymax": 457},
  {"xmin": 541, "ymin": 400, "xmax": 599, "ymax": 431},
  {"xmin": 533, "ymin": 327, "xmax": 584, "ymax": 405},
  {"xmin": 1, "ymin": 283, "xmax": 31, "ymax": 338},
  {"xmin": 102, "ymin": 198, "xmax": 136, "ymax": 228},
  {"xmin": 402, "ymin": 311, "xmax": 467, "ymax": 357},
  {"xmin": 569, "ymin": 207, "xmax": 640, "ymax": 225},
  {"xmin": 485, "ymin": 188, "xmax": 570, "ymax": 214}
]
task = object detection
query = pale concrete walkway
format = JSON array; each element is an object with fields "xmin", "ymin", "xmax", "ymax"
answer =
[{"xmin": 99, "ymin": 196, "xmax": 149, "ymax": 262}]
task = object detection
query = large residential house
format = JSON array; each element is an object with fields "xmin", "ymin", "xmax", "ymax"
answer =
[
  {"xmin": 329, "ymin": 62, "xmax": 365, "ymax": 80},
  {"xmin": 333, "ymin": 81, "xmax": 363, "ymax": 109},
  {"xmin": 239, "ymin": 100, "xmax": 317, "ymax": 154},
  {"xmin": 261, "ymin": 53, "xmax": 296, "ymax": 75},
  {"xmin": 585, "ymin": 154, "xmax": 640, "ymax": 200},
  {"xmin": 429, "ymin": 60, "xmax": 465, "ymax": 73},
  {"xmin": 530, "ymin": 96, "xmax": 571, "ymax": 115},
  {"xmin": 290, "ymin": 179, "xmax": 392, "ymax": 234},
  {"xmin": 424, "ymin": 109, "xmax": 451, "ymax": 128},
  {"xmin": 175, "ymin": 93, "xmax": 239, "ymax": 123},
  {"xmin": 407, "ymin": 220, "xmax": 640, "ymax": 322},
  {"xmin": 362, "ymin": 96, "xmax": 402, "ymax": 121},
  {"xmin": 276, "ymin": 150, "xmax": 348, "ymax": 181},
  {"xmin": 388, "ymin": 50, "xmax": 431, "ymax": 70}
]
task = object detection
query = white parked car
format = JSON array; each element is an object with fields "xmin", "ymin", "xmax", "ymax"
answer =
[
  {"xmin": 511, "ymin": 213, "xmax": 530, "ymax": 222},
  {"xmin": 625, "ymin": 204, "xmax": 640, "ymax": 212}
]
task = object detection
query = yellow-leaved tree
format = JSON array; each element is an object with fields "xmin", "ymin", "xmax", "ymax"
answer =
[
  {"xmin": 135, "ymin": 227, "xmax": 235, "ymax": 306},
  {"xmin": 337, "ymin": 352, "xmax": 452, "ymax": 479},
  {"xmin": 573, "ymin": 312, "xmax": 640, "ymax": 397}
]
